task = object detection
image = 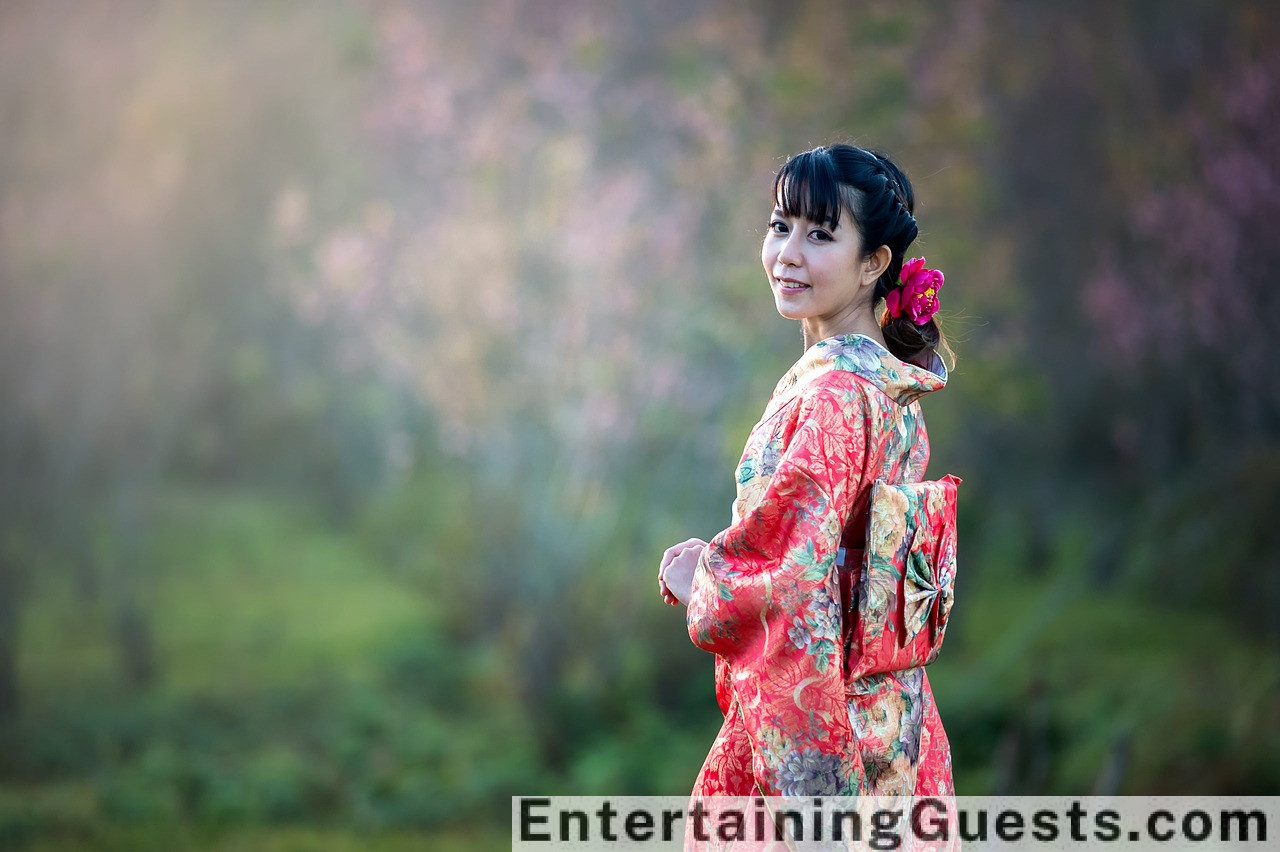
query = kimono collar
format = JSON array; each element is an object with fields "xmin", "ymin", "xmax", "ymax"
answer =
[{"xmin": 770, "ymin": 333, "xmax": 948, "ymax": 409}]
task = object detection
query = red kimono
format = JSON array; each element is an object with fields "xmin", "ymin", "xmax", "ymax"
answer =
[{"xmin": 686, "ymin": 333, "xmax": 959, "ymax": 800}]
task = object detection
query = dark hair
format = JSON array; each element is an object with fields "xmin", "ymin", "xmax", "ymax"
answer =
[{"xmin": 773, "ymin": 144, "xmax": 949, "ymax": 367}]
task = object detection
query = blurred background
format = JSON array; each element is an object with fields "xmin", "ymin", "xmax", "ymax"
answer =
[{"xmin": 2, "ymin": 0, "xmax": 1278, "ymax": 849}]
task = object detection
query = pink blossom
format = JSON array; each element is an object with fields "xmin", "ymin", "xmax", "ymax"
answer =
[
  {"xmin": 886, "ymin": 257, "xmax": 944, "ymax": 325},
  {"xmin": 900, "ymin": 256, "xmax": 927, "ymax": 282}
]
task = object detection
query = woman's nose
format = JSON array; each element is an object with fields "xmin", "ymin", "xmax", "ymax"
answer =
[{"xmin": 777, "ymin": 232, "xmax": 803, "ymax": 266}]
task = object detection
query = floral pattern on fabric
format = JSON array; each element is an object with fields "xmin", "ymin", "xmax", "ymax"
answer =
[
  {"xmin": 686, "ymin": 333, "xmax": 957, "ymax": 804},
  {"xmin": 851, "ymin": 476, "xmax": 961, "ymax": 679}
]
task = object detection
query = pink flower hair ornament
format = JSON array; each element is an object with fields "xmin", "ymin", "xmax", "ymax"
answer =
[{"xmin": 884, "ymin": 256, "xmax": 944, "ymax": 326}]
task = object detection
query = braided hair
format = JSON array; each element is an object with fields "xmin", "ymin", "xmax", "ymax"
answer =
[{"xmin": 772, "ymin": 144, "xmax": 948, "ymax": 367}]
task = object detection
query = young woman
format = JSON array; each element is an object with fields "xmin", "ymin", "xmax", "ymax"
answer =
[{"xmin": 658, "ymin": 144, "xmax": 959, "ymax": 800}]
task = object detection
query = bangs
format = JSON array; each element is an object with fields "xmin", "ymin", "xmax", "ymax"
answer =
[{"xmin": 773, "ymin": 149, "xmax": 851, "ymax": 229}]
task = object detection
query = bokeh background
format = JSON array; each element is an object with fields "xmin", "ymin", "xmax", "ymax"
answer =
[{"xmin": 2, "ymin": 0, "xmax": 1278, "ymax": 849}]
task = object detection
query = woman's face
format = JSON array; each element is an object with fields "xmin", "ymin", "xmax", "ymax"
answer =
[{"xmin": 762, "ymin": 201, "xmax": 879, "ymax": 325}]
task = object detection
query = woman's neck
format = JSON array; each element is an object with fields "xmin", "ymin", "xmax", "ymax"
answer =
[{"xmin": 801, "ymin": 312, "xmax": 887, "ymax": 352}]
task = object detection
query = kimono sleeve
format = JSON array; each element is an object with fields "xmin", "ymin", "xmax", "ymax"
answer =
[{"xmin": 686, "ymin": 380, "xmax": 873, "ymax": 796}]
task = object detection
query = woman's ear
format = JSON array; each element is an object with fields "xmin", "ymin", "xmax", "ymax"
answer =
[{"xmin": 864, "ymin": 245, "xmax": 893, "ymax": 286}]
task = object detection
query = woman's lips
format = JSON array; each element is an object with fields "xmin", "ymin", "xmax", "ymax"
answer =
[{"xmin": 776, "ymin": 278, "xmax": 810, "ymax": 292}]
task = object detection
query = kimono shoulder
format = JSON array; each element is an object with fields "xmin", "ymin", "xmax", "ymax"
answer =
[{"xmin": 763, "ymin": 332, "xmax": 947, "ymax": 424}]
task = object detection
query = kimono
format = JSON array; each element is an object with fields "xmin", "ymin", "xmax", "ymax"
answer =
[{"xmin": 686, "ymin": 333, "xmax": 958, "ymax": 802}]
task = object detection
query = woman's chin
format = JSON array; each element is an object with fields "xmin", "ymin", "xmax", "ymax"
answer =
[{"xmin": 773, "ymin": 298, "xmax": 811, "ymax": 321}]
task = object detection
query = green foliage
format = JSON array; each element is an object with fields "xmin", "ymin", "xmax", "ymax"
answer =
[{"xmin": 6, "ymin": 495, "xmax": 539, "ymax": 845}]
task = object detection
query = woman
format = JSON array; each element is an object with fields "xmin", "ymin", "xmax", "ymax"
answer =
[{"xmin": 658, "ymin": 144, "xmax": 959, "ymax": 801}]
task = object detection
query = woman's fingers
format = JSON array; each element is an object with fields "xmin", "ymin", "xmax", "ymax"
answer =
[
  {"xmin": 661, "ymin": 537, "xmax": 704, "ymax": 563},
  {"xmin": 660, "ymin": 538, "xmax": 709, "ymax": 606},
  {"xmin": 659, "ymin": 537, "xmax": 708, "ymax": 576},
  {"xmin": 658, "ymin": 577, "xmax": 678, "ymax": 606}
]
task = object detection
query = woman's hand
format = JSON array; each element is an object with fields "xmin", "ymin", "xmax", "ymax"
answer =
[{"xmin": 658, "ymin": 537, "xmax": 707, "ymax": 607}]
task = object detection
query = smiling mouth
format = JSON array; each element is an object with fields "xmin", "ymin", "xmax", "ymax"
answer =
[{"xmin": 776, "ymin": 279, "xmax": 810, "ymax": 291}]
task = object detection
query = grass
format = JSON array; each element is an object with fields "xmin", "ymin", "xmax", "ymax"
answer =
[
  {"xmin": 18, "ymin": 489, "xmax": 425, "ymax": 703},
  {"xmin": 9, "ymin": 824, "xmax": 507, "ymax": 852},
  {"xmin": 6, "ymin": 488, "xmax": 483, "ymax": 850}
]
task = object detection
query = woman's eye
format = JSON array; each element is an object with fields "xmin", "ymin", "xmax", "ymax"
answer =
[
  {"xmin": 769, "ymin": 220, "xmax": 787, "ymax": 234},
  {"xmin": 810, "ymin": 229, "xmax": 832, "ymax": 241}
]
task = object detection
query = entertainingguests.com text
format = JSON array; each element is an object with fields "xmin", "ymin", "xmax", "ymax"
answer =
[{"xmin": 512, "ymin": 796, "xmax": 1274, "ymax": 850}]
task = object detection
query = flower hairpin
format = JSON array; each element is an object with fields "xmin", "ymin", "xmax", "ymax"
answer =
[{"xmin": 885, "ymin": 257, "xmax": 943, "ymax": 326}]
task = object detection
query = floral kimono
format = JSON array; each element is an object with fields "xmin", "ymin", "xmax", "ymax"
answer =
[{"xmin": 686, "ymin": 333, "xmax": 958, "ymax": 800}]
